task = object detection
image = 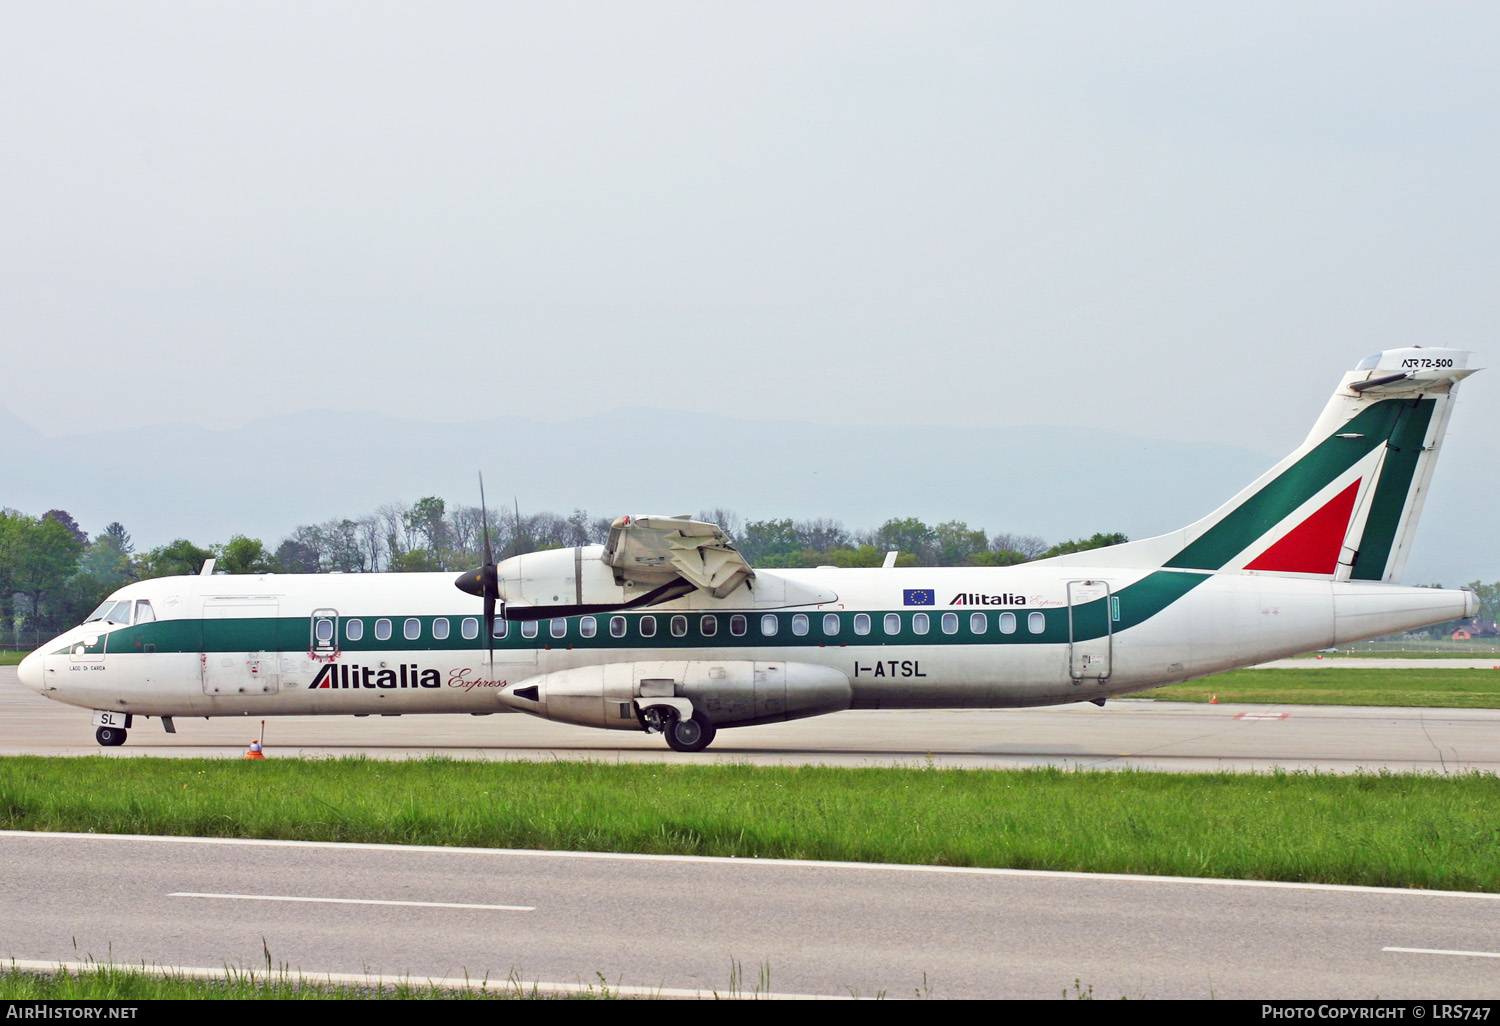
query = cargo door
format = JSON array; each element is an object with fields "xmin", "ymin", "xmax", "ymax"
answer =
[{"xmin": 201, "ymin": 600, "xmax": 281, "ymax": 695}]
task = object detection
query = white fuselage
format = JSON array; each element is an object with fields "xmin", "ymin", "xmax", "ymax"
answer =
[{"xmin": 18, "ymin": 565, "xmax": 1474, "ymax": 733}]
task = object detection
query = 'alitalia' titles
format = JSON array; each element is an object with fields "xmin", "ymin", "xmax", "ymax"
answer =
[
  {"xmin": 310, "ymin": 663, "xmax": 441, "ymax": 690},
  {"xmin": 950, "ymin": 592, "xmax": 1027, "ymax": 606}
]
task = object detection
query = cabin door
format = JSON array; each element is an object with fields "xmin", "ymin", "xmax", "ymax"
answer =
[
  {"xmin": 201, "ymin": 600, "xmax": 282, "ymax": 695},
  {"xmin": 1067, "ymin": 580, "xmax": 1113, "ymax": 684}
]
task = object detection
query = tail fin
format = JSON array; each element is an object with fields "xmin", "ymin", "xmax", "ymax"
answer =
[{"xmin": 1040, "ymin": 348, "xmax": 1478, "ymax": 582}]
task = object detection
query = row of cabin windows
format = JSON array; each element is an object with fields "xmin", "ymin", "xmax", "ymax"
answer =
[{"xmin": 324, "ymin": 609, "xmax": 1048, "ymax": 645}]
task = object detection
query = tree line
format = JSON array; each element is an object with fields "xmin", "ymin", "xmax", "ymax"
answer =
[
  {"xmin": 5, "ymin": 500, "xmax": 1493, "ymax": 644},
  {"xmin": 1, "ymin": 501, "xmax": 1127, "ymax": 638}
]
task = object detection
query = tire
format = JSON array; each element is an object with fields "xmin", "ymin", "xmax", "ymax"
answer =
[
  {"xmin": 663, "ymin": 716, "xmax": 716, "ymax": 753},
  {"xmin": 95, "ymin": 726, "xmax": 127, "ymax": 747}
]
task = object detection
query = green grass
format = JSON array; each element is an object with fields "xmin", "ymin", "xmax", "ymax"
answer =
[
  {"xmin": 0, "ymin": 651, "xmax": 29, "ymax": 665},
  {"xmin": 1147, "ymin": 667, "xmax": 1500, "ymax": 707},
  {"xmin": 0, "ymin": 964, "xmax": 618, "ymax": 1000},
  {"xmin": 3, "ymin": 756, "xmax": 1499, "ymax": 893}
]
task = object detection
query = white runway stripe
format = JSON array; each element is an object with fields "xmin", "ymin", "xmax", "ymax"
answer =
[
  {"xmin": 170, "ymin": 891, "xmax": 534, "ymax": 911},
  {"xmin": 9, "ymin": 830, "xmax": 1499, "ymax": 901},
  {"xmin": 1383, "ymin": 946, "xmax": 1500, "ymax": 959}
]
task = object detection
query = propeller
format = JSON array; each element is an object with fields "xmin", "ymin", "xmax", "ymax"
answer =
[{"xmin": 455, "ymin": 473, "xmax": 501, "ymax": 667}]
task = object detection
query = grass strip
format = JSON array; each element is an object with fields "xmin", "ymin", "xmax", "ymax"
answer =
[
  {"xmin": 0, "ymin": 964, "xmax": 615, "ymax": 1000},
  {"xmin": 2, "ymin": 756, "xmax": 1498, "ymax": 893},
  {"xmin": 1146, "ymin": 668, "xmax": 1500, "ymax": 707}
]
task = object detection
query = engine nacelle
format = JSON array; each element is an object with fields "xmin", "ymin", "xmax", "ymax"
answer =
[
  {"xmin": 496, "ymin": 546, "xmax": 678, "ymax": 620},
  {"xmin": 498, "ymin": 660, "xmax": 852, "ymax": 731}
]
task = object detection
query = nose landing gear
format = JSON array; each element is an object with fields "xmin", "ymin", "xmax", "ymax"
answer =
[{"xmin": 95, "ymin": 726, "xmax": 127, "ymax": 747}]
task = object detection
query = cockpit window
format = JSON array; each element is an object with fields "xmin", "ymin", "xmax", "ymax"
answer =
[
  {"xmin": 134, "ymin": 600, "xmax": 156, "ymax": 624},
  {"xmin": 86, "ymin": 599, "xmax": 134, "ymax": 625}
]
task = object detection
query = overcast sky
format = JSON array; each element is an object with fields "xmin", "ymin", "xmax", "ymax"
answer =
[{"xmin": 3, "ymin": 2, "xmax": 1497, "ymax": 461}]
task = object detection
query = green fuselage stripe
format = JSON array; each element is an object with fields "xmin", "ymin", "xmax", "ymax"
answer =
[{"xmin": 76, "ymin": 571, "xmax": 1209, "ymax": 658}]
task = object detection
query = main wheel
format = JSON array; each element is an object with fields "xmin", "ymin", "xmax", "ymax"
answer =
[
  {"xmin": 663, "ymin": 716, "xmax": 716, "ymax": 753},
  {"xmin": 95, "ymin": 726, "xmax": 127, "ymax": 747}
]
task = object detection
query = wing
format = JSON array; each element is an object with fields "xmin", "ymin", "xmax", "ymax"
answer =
[{"xmin": 602, "ymin": 515, "xmax": 755, "ymax": 600}]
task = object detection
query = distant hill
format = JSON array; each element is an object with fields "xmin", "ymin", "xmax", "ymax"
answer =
[{"xmin": 2, "ymin": 404, "xmax": 1493, "ymax": 585}]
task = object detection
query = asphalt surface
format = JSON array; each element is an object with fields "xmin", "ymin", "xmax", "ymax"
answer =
[
  {"xmin": 3, "ymin": 831, "xmax": 1498, "ymax": 1000},
  {"xmin": 4, "ymin": 666, "xmax": 1500, "ymax": 773},
  {"xmin": 5, "ymin": 663, "xmax": 1499, "ymax": 999}
]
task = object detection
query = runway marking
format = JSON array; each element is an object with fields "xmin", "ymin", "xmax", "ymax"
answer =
[
  {"xmin": 1, "ymin": 959, "xmax": 853, "ymax": 1000},
  {"xmin": 1383, "ymin": 946, "xmax": 1500, "ymax": 960},
  {"xmin": 1235, "ymin": 712, "xmax": 1290, "ymax": 721},
  {"xmin": 170, "ymin": 891, "xmax": 534, "ymax": 911},
  {"xmin": 9, "ymin": 830, "xmax": 1500, "ymax": 902}
]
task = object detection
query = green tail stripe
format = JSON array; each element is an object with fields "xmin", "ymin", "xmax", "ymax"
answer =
[
  {"xmin": 1348, "ymin": 398, "xmax": 1437, "ymax": 580},
  {"xmin": 1163, "ymin": 398, "xmax": 1433, "ymax": 572}
]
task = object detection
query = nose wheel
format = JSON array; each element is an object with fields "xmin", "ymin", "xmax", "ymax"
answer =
[
  {"xmin": 663, "ymin": 715, "xmax": 716, "ymax": 753},
  {"xmin": 95, "ymin": 726, "xmax": 127, "ymax": 747}
]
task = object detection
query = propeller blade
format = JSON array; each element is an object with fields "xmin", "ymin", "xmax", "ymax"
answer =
[{"xmin": 453, "ymin": 472, "xmax": 503, "ymax": 669}]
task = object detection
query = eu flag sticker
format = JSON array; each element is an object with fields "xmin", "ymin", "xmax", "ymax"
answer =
[{"xmin": 903, "ymin": 589, "xmax": 934, "ymax": 606}]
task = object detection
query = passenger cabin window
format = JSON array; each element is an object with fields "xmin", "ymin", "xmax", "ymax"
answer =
[
  {"xmin": 792, "ymin": 614, "xmax": 809, "ymax": 636},
  {"xmin": 639, "ymin": 616, "xmax": 656, "ymax": 638},
  {"xmin": 998, "ymin": 612, "xmax": 1016, "ymax": 635},
  {"xmin": 941, "ymin": 613, "xmax": 959, "ymax": 635},
  {"xmin": 315, "ymin": 618, "xmax": 335, "ymax": 645},
  {"xmin": 912, "ymin": 612, "xmax": 930, "ymax": 635},
  {"xmin": 1028, "ymin": 612, "xmax": 1045, "ymax": 634},
  {"xmin": 461, "ymin": 618, "xmax": 478, "ymax": 640},
  {"xmin": 730, "ymin": 614, "xmax": 747, "ymax": 637},
  {"xmin": 884, "ymin": 613, "xmax": 901, "ymax": 635},
  {"xmin": 970, "ymin": 612, "xmax": 987, "ymax": 634},
  {"xmin": 521, "ymin": 621, "xmax": 538, "ymax": 639},
  {"xmin": 432, "ymin": 618, "xmax": 450, "ymax": 640},
  {"xmin": 345, "ymin": 619, "xmax": 363, "ymax": 642},
  {"xmin": 853, "ymin": 614, "xmax": 870, "ymax": 635},
  {"xmin": 375, "ymin": 619, "xmax": 392, "ymax": 641},
  {"xmin": 133, "ymin": 600, "xmax": 155, "ymax": 624},
  {"xmin": 700, "ymin": 615, "xmax": 717, "ymax": 637},
  {"xmin": 551, "ymin": 618, "xmax": 567, "ymax": 639},
  {"xmin": 492, "ymin": 618, "xmax": 508, "ymax": 639},
  {"xmin": 823, "ymin": 613, "xmax": 840, "ymax": 636},
  {"xmin": 580, "ymin": 616, "xmax": 597, "ymax": 639},
  {"xmin": 610, "ymin": 616, "xmax": 626, "ymax": 638},
  {"xmin": 671, "ymin": 615, "xmax": 687, "ymax": 638},
  {"xmin": 761, "ymin": 614, "xmax": 779, "ymax": 637},
  {"xmin": 404, "ymin": 618, "xmax": 421, "ymax": 641}
]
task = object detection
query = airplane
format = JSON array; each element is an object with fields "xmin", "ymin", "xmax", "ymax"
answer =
[{"xmin": 16, "ymin": 347, "xmax": 1482, "ymax": 752}]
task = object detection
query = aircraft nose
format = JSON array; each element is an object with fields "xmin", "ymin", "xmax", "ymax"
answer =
[{"xmin": 17, "ymin": 649, "xmax": 46, "ymax": 695}]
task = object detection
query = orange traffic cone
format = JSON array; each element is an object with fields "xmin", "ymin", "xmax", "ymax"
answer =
[
  {"xmin": 244, "ymin": 739, "xmax": 265, "ymax": 760},
  {"xmin": 1210, "ymin": 694, "xmax": 1219, "ymax": 704}
]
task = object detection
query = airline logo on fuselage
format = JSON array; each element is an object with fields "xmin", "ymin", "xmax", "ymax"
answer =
[
  {"xmin": 310, "ymin": 663, "xmax": 441, "ymax": 689},
  {"xmin": 950, "ymin": 592, "xmax": 1027, "ymax": 606}
]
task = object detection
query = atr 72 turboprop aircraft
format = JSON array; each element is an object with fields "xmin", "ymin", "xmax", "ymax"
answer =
[{"xmin": 18, "ymin": 348, "xmax": 1482, "ymax": 752}]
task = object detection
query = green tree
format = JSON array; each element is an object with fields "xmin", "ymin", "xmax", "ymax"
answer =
[
  {"xmin": 1039, "ymin": 532, "xmax": 1129, "ymax": 559},
  {"xmin": 934, "ymin": 520, "xmax": 989, "ymax": 566},
  {"xmin": 139, "ymin": 539, "xmax": 216, "ymax": 579},
  {"xmin": 874, "ymin": 517, "xmax": 937, "ymax": 564},
  {"xmin": 5, "ymin": 513, "xmax": 86, "ymax": 631},
  {"xmin": 217, "ymin": 535, "xmax": 273, "ymax": 575},
  {"xmin": 739, "ymin": 519, "xmax": 801, "ymax": 564}
]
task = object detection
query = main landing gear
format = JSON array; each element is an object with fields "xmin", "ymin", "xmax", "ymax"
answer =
[
  {"xmin": 664, "ymin": 715, "xmax": 717, "ymax": 753},
  {"xmin": 95, "ymin": 726, "xmax": 127, "ymax": 747},
  {"xmin": 640, "ymin": 706, "xmax": 718, "ymax": 753}
]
